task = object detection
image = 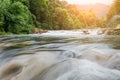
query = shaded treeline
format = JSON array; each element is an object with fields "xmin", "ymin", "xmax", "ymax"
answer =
[{"xmin": 0, "ymin": 0, "xmax": 119, "ymax": 34}]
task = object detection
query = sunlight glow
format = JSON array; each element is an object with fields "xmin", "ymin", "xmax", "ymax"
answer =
[{"xmin": 65, "ymin": 0, "xmax": 113, "ymax": 5}]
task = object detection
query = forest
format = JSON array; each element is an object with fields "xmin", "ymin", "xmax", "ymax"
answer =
[{"xmin": 0, "ymin": 0, "xmax": 120, "ymax": 34}]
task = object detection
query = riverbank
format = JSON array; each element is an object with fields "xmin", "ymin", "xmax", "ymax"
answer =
[{"xmin": 0, "ymin": 27, "xmax": 120, "ymax": 35}]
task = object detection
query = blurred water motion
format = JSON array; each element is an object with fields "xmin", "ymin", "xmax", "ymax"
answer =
[{"xmin": 0, "ymin": 30, "xmax": 120, "ymax": 80}]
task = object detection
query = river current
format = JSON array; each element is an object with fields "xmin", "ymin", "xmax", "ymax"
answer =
[{"xmin": 0, "ymin": 30, "xmax": 120, "ymax": 80}]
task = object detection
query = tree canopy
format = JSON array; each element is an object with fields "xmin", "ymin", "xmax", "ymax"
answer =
[{"xmin": 0, "ymin": 0, "xmax": 117, "ymax": 34}]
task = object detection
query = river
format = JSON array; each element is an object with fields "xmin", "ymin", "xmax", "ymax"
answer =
[{"xmin": 0, "ymin": 30, "xmax": 120, "ymax": 80}]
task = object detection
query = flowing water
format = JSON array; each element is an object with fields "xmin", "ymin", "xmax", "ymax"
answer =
[{"xmin": 0, "ymin": 30, "xmax": 120, "ymax": 80}]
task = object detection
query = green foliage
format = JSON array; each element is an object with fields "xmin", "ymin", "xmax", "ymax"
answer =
[
  {"xmin": 12, "ymin": 0, "xmax": 30, "ymax": 7},
  {"xmin": 66, "ymin": 5, "xmax": 100, "ymax": 28},
  {"xmin": 0, "ymin": 13, "xmax": 4, "ymax": 31},
  {"xmin": 7, "ymin": 2, "xmax": 34, "ymax": 33},
  {"xmin": 97, "ymin": 18, "xmax": 106, "ymax": 28},
  {"xmin": 0, "ymin": 0, "xmax": 35, "ymax": 34},
  {"xmin": 108, "ymin": 16, "xmax": 120, "ymax": 28},
  {"xmin": 0, "ymin": 31, "xmax": 12, "ymax": 35},
  {"xmin": 107, "ymin": 0, "xmax": 120, "ymax": 20},
  {"xmin": 107, "ymin": 0, "xmax": 120, "ymax": 35},
  {"xmin": 0, "ymin": 0, "xmax": 11, "ymax": 32},
  {"xmin": 107, "ymin": 0, "xmax": 120, "ymax": 28},
  {"xmin": 29, "ymin": 0, "xmax": 84, "ymax": 30},
  {"xmin": 0, "ymin": 0, "xmax": 111, "ymax": 34},
  {"xmin": 29, "ymin": 0, "xmax": 49, "ymax": 22},
  {"xmin": 113, "ymin": 0, "xmax": 120, "ymax": 15}
]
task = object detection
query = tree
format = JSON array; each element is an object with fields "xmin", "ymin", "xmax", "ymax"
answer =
[
  {"xmin": 0, "ymin": 0, "xmax": 11, "ymax": 32},
  {"xmin": 7, "ymin": 2, "xmax": 34, "ymax": 33},
  {"xmin": 0, "ymin": 0, "xmax": 35, "ymax": 34},
  {"xmin": 29, "ymin": 0, "xmax": 49, "ymax": 23},
  {"xmin": 107, "ymin": 0, "xmax": 120, "ymax": 28},
  {"xmin": 107, "ymin": 0, "xmax": 120, "ymax": 21}
]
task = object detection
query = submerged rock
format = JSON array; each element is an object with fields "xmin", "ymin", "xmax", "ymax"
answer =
[{"xmin": 0, "ymin": 62, "xmax": 23, "ymax": 80}]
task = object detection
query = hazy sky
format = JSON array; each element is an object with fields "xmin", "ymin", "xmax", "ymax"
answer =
[{"xmin": 65, "ymin": 0, "xmax": 113, "ymax": 5}]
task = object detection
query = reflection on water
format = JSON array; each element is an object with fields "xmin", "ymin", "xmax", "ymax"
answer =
[{"xmin": 0, "ymin": 30, "xmax": 120, "ymax": 80}]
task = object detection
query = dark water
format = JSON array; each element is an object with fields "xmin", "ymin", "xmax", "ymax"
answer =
[{"xmin": 0, "ymin": 30, "xmax": 120, "ymax": 80}]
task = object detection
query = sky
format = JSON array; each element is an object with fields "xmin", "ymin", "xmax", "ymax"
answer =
[{"xmin": 65, "ymin": 0, "xmax": 113, "ymax": 5}]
